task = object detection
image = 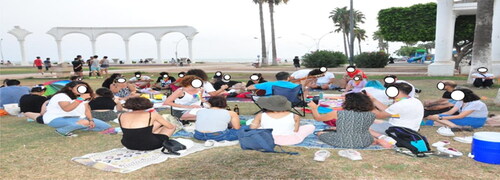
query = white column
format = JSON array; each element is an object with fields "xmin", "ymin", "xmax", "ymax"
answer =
[
  {"xmin": 187, "ymin": 37, "xmax": 194, "ymax": 61},
  {"xmin": 428, "ymin": 0, "xmax": 456, "ymax": 76},
  {"xmin": 156, "ymin": 39, "xmax": 162, "ymax": 64},
  {"xmin": 124, "ymin": 39, "xmax": 131, "ymax": 64},
  {"xmin": 18, "ymin": 40, "xmax": 29, "ymax": 66},
  {"xmin": 491, "ymin": 0, "xmax": 500, "ymax": 77},
  {"xmin": 90, "ymin": 39, "xmax": 97, "ymax": 55},
  {"xmin": 56, "ymin": 39, "xmax": 63, "ymax": 64}
]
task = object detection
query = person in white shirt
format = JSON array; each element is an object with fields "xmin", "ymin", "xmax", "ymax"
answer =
[
  {"xmin": 186, "ymin": 69, "xmax": 228, "ymax": 97},
  {"xmin": 368, "ymin": 82, "xmax": 424, "ymax": 139},
  {"xmin": 129, "ymin": 71, "xmax": 152, "ymax": 89},
  {"xmin": 290, "ymin": 68, "xmax": 338, "ymax": 90},
  {"xmin": 471, "ymin": 68, "xmax": 495, "ymax": 88}
]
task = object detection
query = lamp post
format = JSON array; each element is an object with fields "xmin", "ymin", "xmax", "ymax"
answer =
[
  {"xmin": 301, "ymin": 31, "xmax": 333, "ymax": 51},
  {"xmin": 0, "ymin": 38, "xmax": 4, "ymax": 62},
  {"xmin": 254, "ymin": 36, "xmax": 281, "ymax": 62},
  {"xmin": 175, "ymin": 37, "xmax": 186, "ymax": 60}
]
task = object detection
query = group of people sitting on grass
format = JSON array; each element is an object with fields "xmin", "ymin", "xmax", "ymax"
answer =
[{"xmin": 0, "ymin": 65, "xmax": 494, "ymax": 151}]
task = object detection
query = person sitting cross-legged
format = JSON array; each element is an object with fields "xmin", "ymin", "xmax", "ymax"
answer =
[
  {"xmin": 19, "ymin": 85, "xmax": 47, "ymax": 122},
  {"xmin": 250, "ymin": 95, "xmax": 315, "ymax": 145},
  {"xmin": 119, "ymin": 97, "xmax": 176, "ymax": 150},
  {"xmin": 194, "ymin": 96, "xmax": 241, "ymax": 141},
  {"xmin": 471, "ymin": 69, "xmax": 496, "ymax": 88},
  {"xmin": 308, "ymin": 92, "xmax": 376, "ymax": 148},
  {"xmin": 425, "ymin": 88, "xmax": 488, "ymax": 129},
  {"xmin": 246, "ymin": 71, "xmax": 299, "ymax": 96},
  {"xmin": 423, "ymin": 80, "xmax": 458, "ymax": 118}
]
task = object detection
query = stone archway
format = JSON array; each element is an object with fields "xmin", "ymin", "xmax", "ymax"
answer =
[{"xmin": 46, "ymin": 26, "xmax": 198, "ymax": 64}]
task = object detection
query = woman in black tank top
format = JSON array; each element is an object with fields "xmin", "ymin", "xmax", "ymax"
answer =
[{"xmin": 119, "ymin": 97, "xmax": 177, "ymax": 150}]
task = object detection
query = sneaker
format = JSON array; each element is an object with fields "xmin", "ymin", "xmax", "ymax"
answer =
[
  {"xmin": 437, "ymin": 127, "xmax": 455, "ymax": 136},
  {"xmin": 437, "ymin": 146, "xmax": 463, "ymax": 157},
  {"xmin": 99, "ymin": 127, "xmax": 117, "ymax": 134},
  {"xmin": 338, "ymin": 149, "xmax": 362, "ymax": 161},
  {"xmin": 378, "ymin": 135, "xmax": 397, "ymax": 145},
  {"xmin": 204, "ymin": 140, "xmax": 216, "ymax": 147},
  {"xmin": 55, "ymin": 130, "xmax": 78, "ymax": 137},
  {"xmin": 453, "ymin": 136, "xmax": 473, "ymax": 144},
  {"xmin": 432, "ymin": 140, "xmax": 451, "ymax": 148},
  {"xmin": 313, "ymin": 150, "xmax": 331, "ymax": 162}
]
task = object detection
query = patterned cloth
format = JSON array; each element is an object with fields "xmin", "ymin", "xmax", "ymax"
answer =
[{"xmin": 317, "ymin": 111, "xmax": 375, "ymax": 148}]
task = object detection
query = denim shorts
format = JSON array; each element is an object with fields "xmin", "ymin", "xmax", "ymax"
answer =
[
  {"xmin": 194, "ymin": 129, "xmax": 239, "ymax": 141},
  {"xmin": 424, "ymin": 114, "xmax": 487, "ymax": 128}
]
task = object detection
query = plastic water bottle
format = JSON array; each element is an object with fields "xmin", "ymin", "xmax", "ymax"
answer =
[{"xmin": 319, "ymin": 92, "xmax": 324, "ymax": 100}]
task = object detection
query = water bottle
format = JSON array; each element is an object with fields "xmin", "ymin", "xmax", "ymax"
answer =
[
  {"xmin": 233, "ymin": 105, "xmax": 240, "ymax": 115},
  {"xmin": 319, "ymin": 92, "xmax": 324, "ymax": 100}
]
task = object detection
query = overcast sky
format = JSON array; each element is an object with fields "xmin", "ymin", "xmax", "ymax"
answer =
[{"xmin": 0, "ymin": 0, "xmax": 434, "ymax": 63}]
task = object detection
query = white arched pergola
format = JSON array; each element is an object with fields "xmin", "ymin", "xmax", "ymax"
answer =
[{"xmin": 46, "ymin": 26, "xmax": 198, "ymax": 64}]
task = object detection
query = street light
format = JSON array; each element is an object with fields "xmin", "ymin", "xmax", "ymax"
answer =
[
  {"xmin": 254, "ymin": 36, "xmax": 281, "ymax": 62},
  {"xmin": 317, "ymin": 31, "xmax": 334, "ymax": 51},
  {"xmin": 175, "ymin": 37, "xmax": 186, "ymax": 60},
  {"xmin": 0, "ymin": 38, "xmax": 4, "ymax": 62},
  {"xmin": 301, "ymin": 31, "xmax": 333, "ymax": 51}
]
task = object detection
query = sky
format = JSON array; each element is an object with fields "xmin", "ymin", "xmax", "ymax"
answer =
[{"xmin": 0, "ymin": 0, "xmax": 435, "ymax": 63}]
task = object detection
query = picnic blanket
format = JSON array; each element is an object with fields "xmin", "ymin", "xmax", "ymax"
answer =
[{"xmin": 72, "ymin": 138, "xmax": 237, "ymax": 173}]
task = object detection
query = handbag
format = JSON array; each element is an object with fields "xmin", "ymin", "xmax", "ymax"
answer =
[
  {"xmin": 237, "ymin": 127, "xmax": 298, "ymax": 155},
  {"xmin": 161, "ymin": 139, "xmax": 186, "ymax": 155}
]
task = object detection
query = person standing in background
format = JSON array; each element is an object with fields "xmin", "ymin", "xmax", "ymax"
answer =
[
  {"xmin": 86, "ymin": 56, "xmax": 93, "ymax": 77},
  {"xmin": 99, "ymin": 56, "xmax": 110, "ymax": 78},
  {"xmin": 44, "ymin": 57, "xmax": 52, "ymax": 74},
  {"xmin": 72, "ymin": 56, "xmax": 84, "ymax": 77},
  {"xmin": 33, "ymin": 56, "xmax": 43, "ymax": 74},
  {"xmin": 293, "ymin": 56, "xmax": 300, "ymax": 69}
]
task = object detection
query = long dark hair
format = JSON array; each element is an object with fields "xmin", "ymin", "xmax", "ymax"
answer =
[
  {"xmin": 458, "ymin": 88, "xmax": 481, "ymax": 103},
  {"xmin": 56, "ymin": 81, "xmax": 94, "ymax": 99},
  {"xmin": 342, "ymin": 93, "xmax": 374, "ymax": 112}
]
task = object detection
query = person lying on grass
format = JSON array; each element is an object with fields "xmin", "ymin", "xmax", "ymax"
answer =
[
  {"xmin": 424, "ymin": 88, "xmax": 488, "ymax": 130},
  {"xmin": 194, "ymin": 96, "xmax": 240, "ymax": 141},
  {"xmin": 250, "ymin": 95, "xmax": 314, "ymax": 145},
  {"xmin": 119, "ymin": 97, "xmax": 176, "ymax": 150},
  {"xmin": 308, "ymin": 92, "xmax": 376, "ymax": 148},
  {"xmin": 42, "ymin": 81, "xmax": 115, "ymax": 137},
  {"xmin": 164, "ymin": 75, "xmax": 206, "ymax": 121}
]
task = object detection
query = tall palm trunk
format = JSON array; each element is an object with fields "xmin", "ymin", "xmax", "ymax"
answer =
[
  {"xmin": 342, "ymin": 31, "xmax": 348, "ymax": 56},
  {"xmin": 358, "ymin": 39, "xmax": 362, "ymax": 54},
  {"xmin": 258, "ymin": 1, "xmax": 267, "ymax": 66},
  {"xmin": 468, "ymin": 0, "xmax": 494, "ymax": 83},
  {"xmin": 268, "ymin": 0, "xmax": 278, "ymax": 66}
]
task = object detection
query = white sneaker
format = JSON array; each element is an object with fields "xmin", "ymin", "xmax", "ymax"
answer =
[
  {"xmin": 204, "ymin": 140, "xmax": 216, "ymax": 147},
  {"xmin": 213, "ymin": 140, "xmax": 239, "ymax": 147},
  {"xmin": 437, "ymin": 127, "xmax": 455, "ymax": 137},
  {"xmin": 313, "ymin": 150, "xmax": 331, "ymax": 162},
  {"xmin": 453, "ymin": 136, "xmax": 473, "ymax": 144},
  {"xmin": 437, "ymin": 146, "xmax": 463, "ymax": 157},
  {"xmin": 432, "ymin": 140, "xmax": 451, "ymax": 148},
  {"xmin": 338, "ymin": 149, "xmax": 362, "ymax": 161}
]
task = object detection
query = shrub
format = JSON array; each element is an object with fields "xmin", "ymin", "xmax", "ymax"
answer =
[
  {"xmin": 302, "ymin": 50, "xmax": 347, "ymax": 68},
  {"xmin": 354, "ymin": 52, "xmax": 389, "ymax": 68}
]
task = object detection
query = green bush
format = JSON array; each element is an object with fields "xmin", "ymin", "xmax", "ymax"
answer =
[
  {"xmin": 302, "ymin": 50, "xmax": 347, "ymax": 68},
  {"xmin": 354, "ymin": 52, "xmax": 389, "ymax": 68}
]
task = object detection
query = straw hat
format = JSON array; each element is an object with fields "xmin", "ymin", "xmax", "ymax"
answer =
[{"xmin": 256, "ymin": 95, "xmax": 291, "ymax": 111}]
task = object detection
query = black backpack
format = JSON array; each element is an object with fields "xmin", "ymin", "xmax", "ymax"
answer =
[{"xmin": 385, "ymin": 126, "xmax": 431, "ymax": 157}]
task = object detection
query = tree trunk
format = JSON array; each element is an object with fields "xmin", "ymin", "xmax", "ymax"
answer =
[
  {"xmin": 358, "ymin": 39, "xmax": 362, "ymax": 54},
  {"xmin": 342, "ymin": 31, "xmax": 348, "ymax": 56},
  {"xmin": 468, "ymin": 0, "xmax": 494, "ymax": 83},
  {"xmin": 269, "ymin": 1, "xmax": 278, "ymax": 66},
  {"xmin": 258, "ymin": 2, "xmax": 267, "ymax": 67}
]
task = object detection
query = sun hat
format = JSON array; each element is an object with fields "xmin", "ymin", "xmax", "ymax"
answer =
[{"xmin": 255, "ymin": 95, "xmax": 291, "ymax": 111}]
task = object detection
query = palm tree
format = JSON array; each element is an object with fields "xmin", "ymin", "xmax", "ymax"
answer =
[
  {"xmin": 354, "ymin": 28, "xmax": 367, "ymax": 54},
  {"xmin": 253, "ymin": 0, "xmax": 268, "ymax": 67},
  {"xmin": 373, "ymin": 30, "xmax": 389, "ymax": 52},
  {"xmin": 267, "ymin": 0, "xmax": 289, "ymax": 66},
  {"xmin": 329, "ymin": 7, "xmax": 365, "ymax": 57},
  {"xmin": 468, "ymin": 0, "xmax": 494, "ymax": 83}
]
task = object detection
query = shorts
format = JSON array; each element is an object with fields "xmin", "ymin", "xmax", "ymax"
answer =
[
  {"xmin": 36, "ymin": 66, "xmax": 42, "ymax": 70},
  {"xmin": 171, "ymin": 109, "xmax": 188, "ymax": 119},
  {"xmin": 194, "ymin": 129, "xmax": 239, "ymax": 141},
  {"xmin": 100, "ymin": 64, "xmax": 109, "ymax": 68},
  {"xmin": 369, "ymin": 121, "xmax": 392, "ymax": 135},
  {"xmin": 45, "ymin": 66, "xmax": 50, "ymax": 71},
  {"xmin": 424, "ymin": 114, "xmax": 487, "ymax": 128},
  {"xmin": 90, "ymin": 66, "xmax": 100, "ymax": 71},
  {"xmin": 294, "ymin": 63, "xmax": 300, "ymax": 68},
  {"xmin": 73, "ymin": 68, "xmax": 82, "ymax": 72}
]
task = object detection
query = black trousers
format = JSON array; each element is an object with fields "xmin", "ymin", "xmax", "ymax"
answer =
[{"xmin": 473, "ymin": 78, "xmax": 493, "ymax": 87}]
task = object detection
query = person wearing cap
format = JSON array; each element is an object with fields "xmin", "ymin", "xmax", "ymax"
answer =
[
  {"xmin": 129, "ymin": 71, "xmax": 152, "ymax": 89},
  {"xmin": 0, "ymin": 79, "xmax": 31, "ymax": 108},
  {"xmin": 19, "ymin": 85, "xmax": 48, "ymax": 122},
  {"xmin": 423, "ymin": 81, "xmax": 458, "ymax": 117},
  {"xmin": 308, "ymin": 93, "xmax": 376, "ymax": 148},
  {"xmin": 340, "ymin": 66, "xmax": 367, "ymax": 89},
  {"xmin": 194, "ymin": 96, "xmax": 241, "ymax": 141},
  {"xmin": 110, "ymin": 76, "xmax": 138, "ymax": 101},
  {"xmin": 186, "ymin": 69, "xmax": 227, "ymax": 96},
  {"xmin": 425, "ymin": 88, "xmax": 488, "ymax": 129},
  {"xmin": 43, "ymin": 81, "xmax": 114, "ymax": 137},
  {"xmin": 246, "ymin": 71, "xmax": 299, "ymax": 96},
  {"xmin": 250, "ymin": 95, "xmax": 315, "ymax": 145},
  {"xmin": 164, "ymin": 75, "xmax": 206, "ymax": 121},
  {"xmin": 471, "ymin": 68, "xmax": 495, "ymax": 88},
  {"xmin": 246, "ymin": 73, "xmax": 267, "ymax": 87},
  {"xmin": 153, "ymin": 72, "xmax": 176, "ymax": 91},
  {"xmin": 344, "ymin": 74, "xmax": 367, "ymax": 93},
  {"xmin": 368, "ymin": 83, "xmax": 424, "ymax": 140}
]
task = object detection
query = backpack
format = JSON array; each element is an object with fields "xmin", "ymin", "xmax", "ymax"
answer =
[
  {"xmin": 385, "ymin": 126, "xmax": 431, "ymax": 157},
  {"xmin": 237, "ymin": 127, "xmax": 298, "ymax": 155}
]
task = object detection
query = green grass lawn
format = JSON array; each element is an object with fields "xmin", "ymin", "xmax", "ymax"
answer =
[{"xmin": 1, "ymin": 74, "xmax": 499, "ymax": 178}]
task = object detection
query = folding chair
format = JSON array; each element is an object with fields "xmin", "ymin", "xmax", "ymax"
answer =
[{"xmin": 272, "ymin": 85, "xmax": 306, "ymax": 116}]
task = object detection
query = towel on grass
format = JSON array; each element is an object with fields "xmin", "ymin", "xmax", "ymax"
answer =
[{"xmin": 72, "ymin": 138, "xmax": 237, "ymax": 173}]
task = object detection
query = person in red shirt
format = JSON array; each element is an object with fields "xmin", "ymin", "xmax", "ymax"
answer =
[
  {"xmin": 340, "ymin": 65, "xmax": 367, "ymax": 89},
  {"xmin": 33, "ymin": 56, "xmax": 44, "ymax": 75}
]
